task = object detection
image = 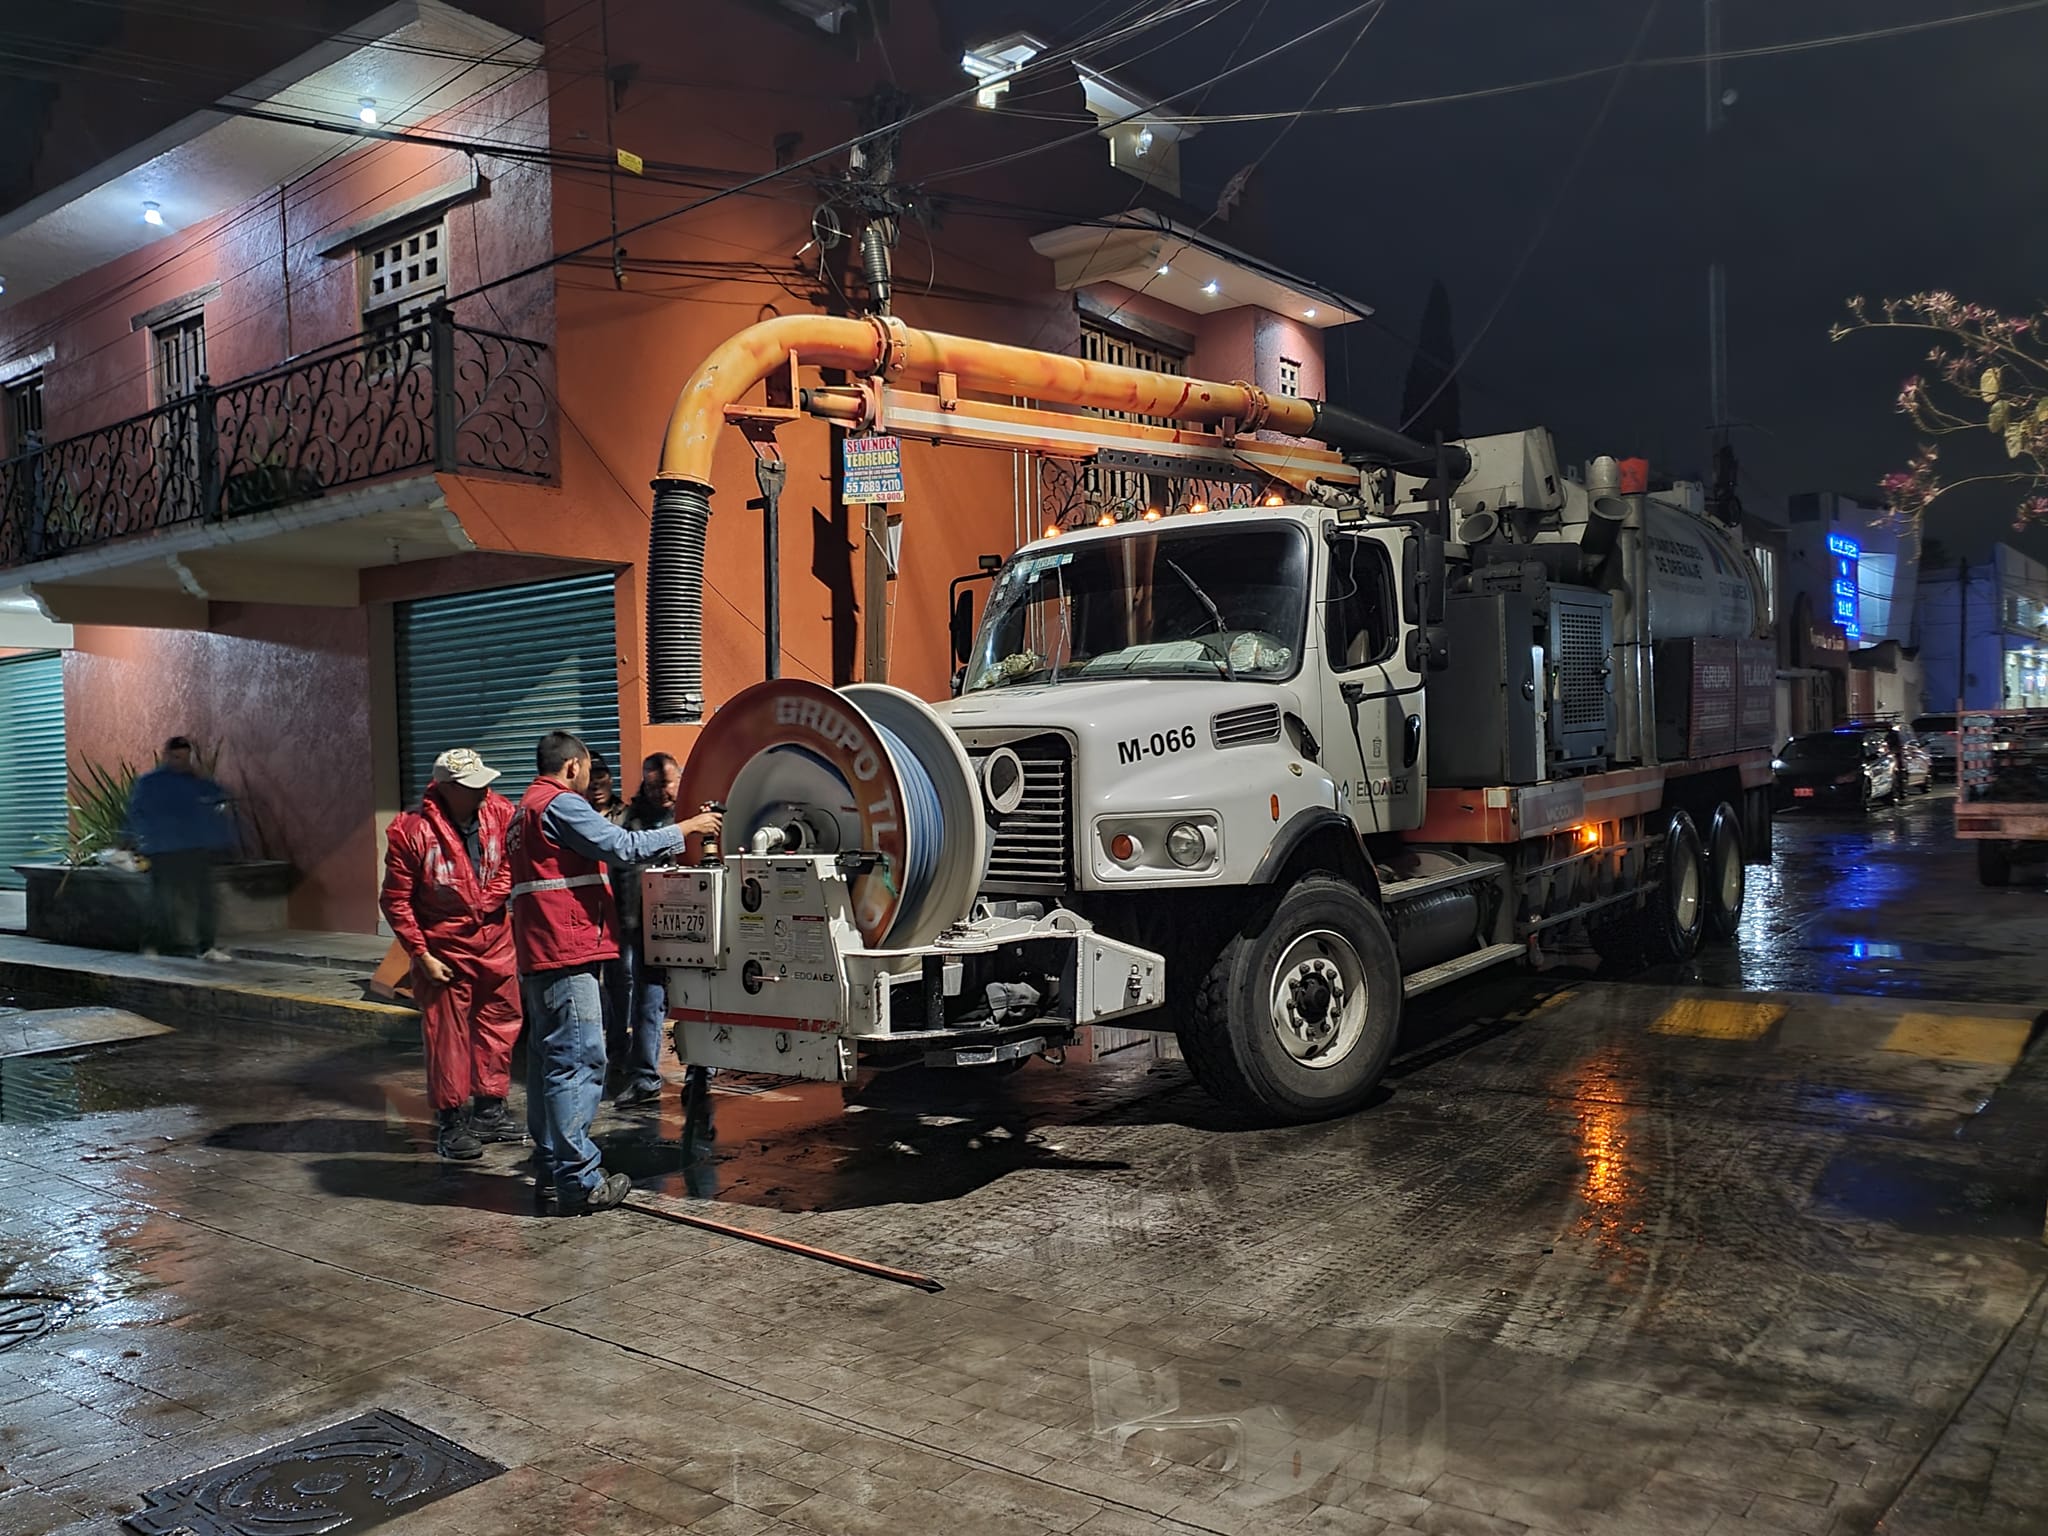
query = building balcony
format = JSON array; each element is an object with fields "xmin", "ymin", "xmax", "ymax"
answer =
[{"xmin": 1, "ymin": 308, "xmax": 551, "ymax": 579}]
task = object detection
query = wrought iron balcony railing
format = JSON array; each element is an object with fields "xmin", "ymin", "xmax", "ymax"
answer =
[{"xmin": 0, "ymin": 308, "xmax": 553, "ymax": 569}]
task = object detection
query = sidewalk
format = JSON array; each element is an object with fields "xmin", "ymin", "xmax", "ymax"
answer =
[{"xmin": 0, "ymin": 928, "xmax": 415, "ymax": 1039}]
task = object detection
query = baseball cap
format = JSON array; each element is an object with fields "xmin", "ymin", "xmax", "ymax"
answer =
[{"xmin": 430, "ymin": 748, "xmax": 501, "ymax": 789}]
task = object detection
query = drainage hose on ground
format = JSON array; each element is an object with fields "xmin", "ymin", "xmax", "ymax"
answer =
[{"xmin": 648, "ymin": 480, "xmax": 712, "ymax": 723}]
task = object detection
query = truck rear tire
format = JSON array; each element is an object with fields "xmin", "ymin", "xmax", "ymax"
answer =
[
  {"xmin": 1592, "ymin": 812, "xmax": 1707, "ymax": 970},
  {"xmin": 1181, "ymin": 875, "xmax": 1400, "ymax": 1124},
  {"xmin": 1978, "ymin": 840, "xmax": 2011, "ymax": 887},
  {"xmin": 1704, "ymin": 802, "xmax": 1745, "ymax": 943}
]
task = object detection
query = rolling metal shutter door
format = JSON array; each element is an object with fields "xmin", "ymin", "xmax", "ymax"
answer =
[
  {"xmin": 0, "ymin": 652, "xmax": 67, "ymax": 889},
  {"xmin": 396, "ymin": 572, "xmax": 622, "ymax": 805}
]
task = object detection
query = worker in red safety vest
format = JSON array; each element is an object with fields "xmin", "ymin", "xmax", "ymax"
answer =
[
  {"xmin": 508, "ymin": 730, "xmax": 721, "ymax": 1216},
  {"xmin": 378, "ymin": 748, "xmax": 524, "ymax": 1161}
]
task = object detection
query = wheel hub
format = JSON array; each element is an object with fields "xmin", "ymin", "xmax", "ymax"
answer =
[{"xmin": 1269, "ymin": 932, "xmax": 1370, "ymax": 1069}]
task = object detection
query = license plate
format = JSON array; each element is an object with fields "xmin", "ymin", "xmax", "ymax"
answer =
[
  {"xmin": 1793, "ymin": 787, "xmax": 1815, "ymax": 798},
  {"xmin": 652, "ymin": 906, "xmax": 708, "ymax": 941}
]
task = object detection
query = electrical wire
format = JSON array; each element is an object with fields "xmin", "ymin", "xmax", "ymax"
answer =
[
  {"xmin": 1399, "ymin": 0, "xmax": 1665, "ymax": 434},
  {"xmin": 919, "ymin": 0, "xmax": 1385, "ymax": 186},
  {"xmin": 436, "ymin": 0, "xmax": 1235, "ymax": 310},
  {"xmin": 978, "ymin": 0, "xmax": 2048, "ymax": 128}
]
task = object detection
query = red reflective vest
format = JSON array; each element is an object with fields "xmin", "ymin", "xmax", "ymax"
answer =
[{"xmin": 507, "ymin": 779, "xmax": 620, "ymax": 973}]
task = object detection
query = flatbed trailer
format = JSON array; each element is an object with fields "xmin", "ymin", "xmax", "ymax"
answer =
[{"xmin": 1956, "ymin": 708, "xmax": 2048, "ymax": 885}]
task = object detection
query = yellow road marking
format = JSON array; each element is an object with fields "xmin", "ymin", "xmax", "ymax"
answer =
[
  {"xmin": 1650, "ymin": 998, "xmax": 1787, "ymax": 1040},
  {"xmin": 1882, "ymin": 1013, "xmax": 2032, "ymax": 1066}
]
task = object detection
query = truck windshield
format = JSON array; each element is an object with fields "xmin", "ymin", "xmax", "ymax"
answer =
[{"xmin": 966, "ymin": 523, "xmax": 1309, "ymax": 691}]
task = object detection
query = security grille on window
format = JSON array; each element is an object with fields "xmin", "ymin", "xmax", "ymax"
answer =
[
  {"xmin": 1278, "ymin": 357, "xmax": 1301, "ymax": 399},
  {"xmin": 152, "ymin": 314, "xmax": 207, "ymax": 519},
  {"xmin": 1079, "ymin": 318, "xmax": 1185, "ymax": 511},
  {"xmin": 4, "ymin": 373, "xmax": 42, "ymax": 456},
  {"xmin": 361, "ymin": 221, "xmax": 445, "ymax": 372}
]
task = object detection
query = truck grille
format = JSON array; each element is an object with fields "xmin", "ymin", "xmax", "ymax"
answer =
[
  {"xmin": 974, "ymin": 738, "xmax": 1072, "ymax": 890},
  {"xmin": 1212, "ymin": 703, "xmax": 1282, "ymax": 748}
]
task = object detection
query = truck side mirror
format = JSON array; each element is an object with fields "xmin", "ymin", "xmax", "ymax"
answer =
[
  {"xmin": 950, "ymin": 588, "xmax": 976, "ymax": 666},
  {"xmin": 1406, "ymin": 625, "xmax": 1450, "ymax": 674}
]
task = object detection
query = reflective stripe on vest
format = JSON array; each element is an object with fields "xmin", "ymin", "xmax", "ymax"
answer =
[{"xmin": 509, "ymin": 872, "xmax": 609, "ymax": 900}]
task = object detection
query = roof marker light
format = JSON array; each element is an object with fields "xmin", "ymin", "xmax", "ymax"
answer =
[
  {"xmin": 1303, "ymin": 308, "xmax": 1317, "ymax": 319},
  {"xmin": 142, "ymin": 201, "xmax": 163, "ymax": 226},
  {"xmin": 1202, "ymin": 280, "xmax": 1220, "ymax": 297},
  {"xmin": 1097, "ymin": 512, "xmax": 1117, "ymax": 527},
  {"xmin": 358, "ymin": 98, "xmax": 379, "ymax": 125}
]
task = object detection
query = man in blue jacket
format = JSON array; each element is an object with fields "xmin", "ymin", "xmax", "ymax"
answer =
[{"xmin": 125, "ymin": 736, "xmax": 236, "ymax": 960}]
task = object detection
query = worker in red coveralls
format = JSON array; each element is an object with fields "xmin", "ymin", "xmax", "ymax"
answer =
[{"xmin": 379, "ymin": 748, "xmax": 524, "ymax": 1162}]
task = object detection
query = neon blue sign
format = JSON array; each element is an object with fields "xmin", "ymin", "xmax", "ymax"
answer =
[{"xmin": 1828, "ymin": 532, "xmax": 1860, "ymax": 641}]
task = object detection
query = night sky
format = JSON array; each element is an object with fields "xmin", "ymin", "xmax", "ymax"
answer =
[{"xmin": 942, "ymin": 0, "xmax": 2048, "ymax": 560}]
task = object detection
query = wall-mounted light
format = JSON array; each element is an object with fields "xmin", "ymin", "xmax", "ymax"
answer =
[
  {"xmin": 358, "ymin": 97, "xmax": 379, "ymax": 125},
  {"xmin": 142, "ymin": 201, "xmax": 164, "ymax": 226}
]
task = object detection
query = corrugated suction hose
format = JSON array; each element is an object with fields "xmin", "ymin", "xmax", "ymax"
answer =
[{"xmin": 649, "ymin": 480, "xmax": 711, "ymax": 723}]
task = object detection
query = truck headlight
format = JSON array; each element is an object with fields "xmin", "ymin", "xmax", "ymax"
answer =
[{"xmin": 1167, "ymin": 821, "xmax": 1213, "ymax": 868}]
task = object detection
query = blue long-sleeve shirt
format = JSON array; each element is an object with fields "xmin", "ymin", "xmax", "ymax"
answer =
[
  {"xmin": 125, "ymin": 768, "xmax": 235, "ymax": 856},
  {"xmin": 541, "ymin": 790, "xmax": 686, "ymax": 868}
]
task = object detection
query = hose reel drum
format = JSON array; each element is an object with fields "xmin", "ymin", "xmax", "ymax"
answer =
[{"xmin": 678, "ymin": 679, "xmax": 989, "ymax": 949}]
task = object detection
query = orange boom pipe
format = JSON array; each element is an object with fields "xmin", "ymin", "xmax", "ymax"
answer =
[{"xmin": 647, "ymin": 315, "xmax": 1454, "ymax": 722}]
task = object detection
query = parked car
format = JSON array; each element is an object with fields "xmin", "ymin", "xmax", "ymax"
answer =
[
  {"xmin": 1774, "ymin": 729, "xmax": 1896, "ymax": 811},
  {"xmin": 1912, "ymin": 713, "xmax": 1958, "ymax": 778}
]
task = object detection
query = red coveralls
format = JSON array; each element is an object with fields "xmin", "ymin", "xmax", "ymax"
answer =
[{"xmin": 379, "ymin": 788, "xmax": 522, "ymax": 1111}]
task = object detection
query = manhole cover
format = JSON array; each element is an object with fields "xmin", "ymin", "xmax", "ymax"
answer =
[
  {"xmin": 125, "ymin": 1409, "xmax": 503, "ymax": 1536},
  {"xmin": 0, "ymin": 1292, "xmax": 71, "ymax": 1352}
]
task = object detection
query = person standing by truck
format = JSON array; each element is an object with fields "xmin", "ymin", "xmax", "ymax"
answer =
[
  {"xmin": 378, "ymin": 748, "xmax": 523, "ymax": 1161},
  {"xmin": 609, "ymin": 751, "xmax": 713, "ymax": 1112},
  {"xmin": 508, "ymin": 731, "xmax": 720, "ymax": 1215}
]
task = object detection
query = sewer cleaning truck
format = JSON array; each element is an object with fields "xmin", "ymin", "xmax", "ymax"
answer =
[{"xmin": 636, "ymin": 313, "xmax": 1778, "ymax": 1122}]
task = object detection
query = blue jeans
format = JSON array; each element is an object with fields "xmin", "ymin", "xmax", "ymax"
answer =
[
  {"xmin": 522, "ymin": 964, "xmax": 607, "ymax": 1199},
  {"xmin": 612, "ymin": 936, "xmax": 667, "ymax": 1098}
]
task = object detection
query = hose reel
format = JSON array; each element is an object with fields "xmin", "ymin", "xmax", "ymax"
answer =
[{"xmin": 678, "ymin": 679, "xmax": 988, "ymax": 949}]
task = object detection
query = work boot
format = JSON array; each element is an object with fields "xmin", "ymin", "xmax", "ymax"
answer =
[
  {"xmin": 435, "ymin": 1107, "xmax": 482, "ymax": 1162},
  {"xmin": 557, "ymin": 1170, "xmax": 632, "ymax": 1216},
  {"xmin": 683, "ymin": 1066, "xmax": 715, "ymax": 1140},
  {"xmin": 612, "ymin": 1080, "xmax": 663, "ymax": 1111},
  {"xmin": 469, "ymin": 1096, "xmax": 524, "ymax": 1143}
]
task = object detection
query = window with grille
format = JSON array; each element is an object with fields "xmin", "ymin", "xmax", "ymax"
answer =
[
  {"xmin": 4, "ymin": 373, "xmax": 42, "ymax": 456},
  {"xmin": 360, "ymin": 221, "xmax": 445, "ymax": 373},
  {"xmin": 153, "ymin": 315, "xmax": 206, "ymax": 404},
  {"xmin": 1278, "ymin": 357, "xmax": 1301, "ymax": 399},
  {"xmin": 1078, "ymin": 318, "xmax": 1186, "ymax": 512}
]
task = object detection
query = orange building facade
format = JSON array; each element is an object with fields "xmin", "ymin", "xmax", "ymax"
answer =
[{"xmin": 0, "ymin": 0, "xmax": 1365, "ymax": 933}]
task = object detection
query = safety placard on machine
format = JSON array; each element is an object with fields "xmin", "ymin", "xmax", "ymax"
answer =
[{"xmin": 642, "ymin": 868, "xmax": 723, "ymax": 968}]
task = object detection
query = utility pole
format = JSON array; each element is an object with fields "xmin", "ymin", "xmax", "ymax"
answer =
[
  {"xmin": 849, "ymin": 86, "xmax": 910, "ymax": 686},
  {"xmin": 1703, "ymin": 0, "xmax": 1732, "ymax": 522},
  {"xmin": 1957, "ymin": 555, "xmax": 1969, "ymax": 710}
]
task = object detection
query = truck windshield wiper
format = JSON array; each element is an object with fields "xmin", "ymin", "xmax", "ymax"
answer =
[{"xmin": 1164, "ymin": 559, "xmax": 1236, "ymax": 680}]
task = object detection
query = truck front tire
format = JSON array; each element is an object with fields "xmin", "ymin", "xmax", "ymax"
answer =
[{"xmin": 1181, "ymin": 875, "xmax": 1401, "ymax": 1124}]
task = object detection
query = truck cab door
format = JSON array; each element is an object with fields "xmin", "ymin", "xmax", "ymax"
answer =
[{"xmin": 1318, "ymin": 524, "xmax": 1426, "ymax": 834}]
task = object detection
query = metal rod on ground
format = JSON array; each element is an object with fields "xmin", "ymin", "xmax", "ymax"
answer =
[{"xmin": 624, "ymin": 1198, "xmax": 943, "ymax": 1292}]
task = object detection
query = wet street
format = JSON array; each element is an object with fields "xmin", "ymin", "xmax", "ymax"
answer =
[{"xmin": 2, "ymin": 790, "xmax": 2045, "ymax": 1536}]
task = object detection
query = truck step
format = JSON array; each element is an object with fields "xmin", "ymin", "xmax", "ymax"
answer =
[
  {"xmin": 1381, "ymin": 859, "xmax": 1508, "ymax": 905},
  {"xmin": 1403, "ymin": 943, "xmax": 1526, "ymax": 999}
]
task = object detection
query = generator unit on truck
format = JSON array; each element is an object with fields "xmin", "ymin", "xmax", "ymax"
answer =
[{"xmin": 636, "ymin": 313, "xmax": 1778, "ymax": 1123}]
